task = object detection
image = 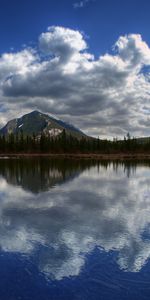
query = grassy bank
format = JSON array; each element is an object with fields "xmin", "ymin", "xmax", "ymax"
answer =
[{"xmin": 0, "ymin": 153, "xmax": 150, "ymax": 160}]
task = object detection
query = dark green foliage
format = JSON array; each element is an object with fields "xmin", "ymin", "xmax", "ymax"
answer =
[{"xmin": 0, "ymin": 130, "xmax": 150, "ymax": 154}]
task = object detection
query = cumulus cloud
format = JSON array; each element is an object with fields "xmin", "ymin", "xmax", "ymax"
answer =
[
  {"xmin": 0, "ymin": 26, "xmax": 150, "ymax": 138},
  {"xmin": 0, "ymin": 162, "xmax": 150, "ymax": 280},
  {"xmin": 39, "ymin": 26, "xmax": 87, "ymax": 61},
  {"xmin": 115, "ymin": 34, "xmax": 150, "ymax": 68}
]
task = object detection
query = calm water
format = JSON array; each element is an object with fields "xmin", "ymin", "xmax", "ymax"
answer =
[{"xmin": 0, "ymin": 158, "xmax": 150, "ymax": 300}]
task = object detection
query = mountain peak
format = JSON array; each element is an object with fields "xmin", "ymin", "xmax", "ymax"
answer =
[
  {"xmin": 26, "ymin": 110, "xmax": 42, "ymax": 116},
  {"xmin": 0, "ymin": 111, "xmax": 86, "ymax": 139},
  {"xmin": 30, "ymin": 110, "xmax": 40, "ymax": 114}
]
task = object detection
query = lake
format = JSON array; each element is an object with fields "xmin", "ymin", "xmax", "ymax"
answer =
[{"xmin": 0, "ymin": 158, "xmax": 150, "ymax": 300}]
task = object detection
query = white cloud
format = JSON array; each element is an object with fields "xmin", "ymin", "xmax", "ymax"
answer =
[
  {"xmin": 39, "ymin": 26, "xmax": 87, "ymax": 57},
  {"xmin": 0, "ymin": 26, "xmax": 150, "ymax": 138},
  {"xmin": 115, "ymin": 34, "xmax": 150, "ymax": 71},
  {"xmin": 73, "ymin": 0, "xmax": 94, "ymax": 9}
]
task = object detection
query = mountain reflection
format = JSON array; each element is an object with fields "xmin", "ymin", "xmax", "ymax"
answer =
[
  {"xmin": 0, "ymin": 159, "xmax": 150, "ymax": 280},
  {"xmin": 0, "ymin": 158, "xmax": 98, "ymax": 193}
]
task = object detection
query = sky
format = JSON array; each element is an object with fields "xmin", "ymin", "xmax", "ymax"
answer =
[{"xmin": 0, "ymin": 0, "xmax": 150, "ymax": 138}]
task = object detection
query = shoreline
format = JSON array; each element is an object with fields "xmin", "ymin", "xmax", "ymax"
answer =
[{"xmin": 0, "ymin": 153, "xmax": 150, "ymax": 160}]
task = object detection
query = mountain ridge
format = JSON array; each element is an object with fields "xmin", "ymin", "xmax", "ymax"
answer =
[{"xmin": 0, "ymin": 110, "xmax": 86, "ymax": 139}]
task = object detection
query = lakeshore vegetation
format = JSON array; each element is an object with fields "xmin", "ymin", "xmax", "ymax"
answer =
[{"xmin": 0, "ymin": 130, "xmax": 150, "ymax": 154}]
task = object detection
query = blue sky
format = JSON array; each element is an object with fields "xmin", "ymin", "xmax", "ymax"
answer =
[
  {"xmin": 0, "ymin": 0, "xmax": 150, "ymax": 138},
  {"xmin": 0, "ymin": 0, "xmax": 150, "ymax": 56}
]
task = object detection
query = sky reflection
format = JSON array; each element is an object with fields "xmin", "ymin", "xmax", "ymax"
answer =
[{"xmin": 0, "ymin": 159, "xmax": 150, "ymax": 280}]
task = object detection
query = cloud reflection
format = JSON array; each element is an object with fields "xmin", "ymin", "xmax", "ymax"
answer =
[{"xmin": 0, "ymin": 160, "xmax": 150, "ymax": 280}]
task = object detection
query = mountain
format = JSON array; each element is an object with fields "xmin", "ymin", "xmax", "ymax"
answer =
[{"xmin": 0, "ymin": 111, "xmax": 86, "ymax": 139}]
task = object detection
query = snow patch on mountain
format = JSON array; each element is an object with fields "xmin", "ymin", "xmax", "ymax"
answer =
[{"xmin": 49, "ymin": 128, "xmax": 62, "ymax": 137}]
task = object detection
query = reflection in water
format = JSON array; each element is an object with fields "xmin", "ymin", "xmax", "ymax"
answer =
[
  {"xmin": 0, "ymin": 158, "xmax": 97, "ymax": 193},
  {"xmin": 0, "ymin": 159, "xmax": 150, "ymax": 282}
]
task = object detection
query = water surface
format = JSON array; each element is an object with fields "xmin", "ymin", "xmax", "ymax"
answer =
[{"xmin": 0, "ymin": 158, "xmax": 150, "ymax": 300}]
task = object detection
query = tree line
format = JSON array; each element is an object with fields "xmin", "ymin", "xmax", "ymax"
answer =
[{"xmin": 0, "ymin": 130, "xmax": 150, "ymax": 154}]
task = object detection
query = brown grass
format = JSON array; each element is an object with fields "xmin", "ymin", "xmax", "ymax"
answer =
[{"xmin": 0, "ymin": 153, "xmax": 150, "ymax": 160}]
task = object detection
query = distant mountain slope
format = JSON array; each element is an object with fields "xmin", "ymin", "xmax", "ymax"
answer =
[
  {"xmin": 0, "ymin": 111, "xmax": 86, "ymax": 139},
  {"xmin": 136, "ymin": 137, "xmax": 150, "ymax": 143}
]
